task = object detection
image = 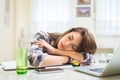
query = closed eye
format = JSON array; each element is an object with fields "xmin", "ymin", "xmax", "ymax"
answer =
[
  {"xmin": 68, "ymin": 35, "xmax": 73, "ymax": 40},
  {"xmin": 68, "ymin": 34, "xmax": 77, "ymax": 50},
  {"xmin": 72, "ymin": 44, "xmax": 77, "ymax": 50}
]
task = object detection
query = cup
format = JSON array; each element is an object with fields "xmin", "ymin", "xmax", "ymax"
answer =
[{"xmin": 16, "ymin": 48, "xmax": 28, "ymax": 74}]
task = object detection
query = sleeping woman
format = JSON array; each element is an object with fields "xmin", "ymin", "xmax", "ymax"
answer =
[{"xmin": 28, "ymin": 27, "xmax": 97, "ymax": 67}]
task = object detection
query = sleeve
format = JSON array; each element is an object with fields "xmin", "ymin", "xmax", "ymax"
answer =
[
  {"xmin": 28, "ymin": 31, "xmax": 51, "ymax": 67},
  {"xmin": 82, "ymin": 52, "xmax": 94, "ymax": 65},
  {"xmin": 34, "ymin": 31, "xmax": 52, "ymax": 44}
]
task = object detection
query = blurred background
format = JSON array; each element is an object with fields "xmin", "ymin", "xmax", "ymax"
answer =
[{"xmin": 0, "ymin": 0, "xmax": 120, "ymax": 61}]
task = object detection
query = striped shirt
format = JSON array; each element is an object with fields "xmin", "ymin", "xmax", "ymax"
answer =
[{"xmin": 28, "ymin": 31, "xmax": 51, "ymax": 67}]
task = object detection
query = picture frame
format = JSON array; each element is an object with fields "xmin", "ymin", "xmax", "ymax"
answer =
[
  {"xmin": 77, "ymin": 0, "xmax": 90, "ymax": 5},
  {"xmin": 76, "ymin": 7, "xmax": 90, "ymax": 17}
]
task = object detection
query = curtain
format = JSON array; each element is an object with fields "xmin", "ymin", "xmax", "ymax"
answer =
[
  {"xmin": 96, "ymin": 0, "xmax": 120, "ymax": 36},
  {"xmin": 30, "ymin": 0, "xmax": 74, "ymax": 34}
]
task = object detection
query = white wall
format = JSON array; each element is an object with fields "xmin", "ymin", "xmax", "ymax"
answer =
[
  {"xmin": 0, "ymin": 0, "xmax": 16, "ymax": 61},
  {"xmin": 16, "ymin": 0, "xmax": 30, "ymax": 47},
  {"xmin": 0, "ymin": 0, "xmax": 30, "ymax": 61}
]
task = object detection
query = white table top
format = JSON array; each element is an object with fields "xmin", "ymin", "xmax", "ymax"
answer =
[{"xmin": 0, "ymin": 65, "xmax": 120, "ymax": 80}]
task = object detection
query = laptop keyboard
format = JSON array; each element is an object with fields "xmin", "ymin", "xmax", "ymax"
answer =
[{"xmin": 88, "ymin": 68, "xmax": 104, "ymax": 73}]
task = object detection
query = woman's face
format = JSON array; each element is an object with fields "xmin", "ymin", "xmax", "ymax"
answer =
[{"xmin": 57, "ymin": 31, "xmax": 82, "ymax": 51}]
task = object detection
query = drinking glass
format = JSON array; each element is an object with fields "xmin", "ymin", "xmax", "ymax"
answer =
[{"xmin": 16, "ymin": 48, "xmax": 28, "ymax": 74}]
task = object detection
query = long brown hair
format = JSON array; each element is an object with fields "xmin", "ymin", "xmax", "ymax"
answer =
[{"xmin": 48, "ymin": 27, "xmax": 97, "ymax": 54}]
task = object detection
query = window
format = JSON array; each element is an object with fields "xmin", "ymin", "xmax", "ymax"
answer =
[
  {"xmin": 96, "ymin": 0, "xmax": 120, "ymax": 36},
  {"xmin": 30, "ymin": 0, "xmax": 74, "ymax": 34}
]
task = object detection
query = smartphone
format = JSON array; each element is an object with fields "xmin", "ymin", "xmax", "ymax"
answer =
[{"xmin": 35, "ymin": 68, "xmax": 64, "ymax": 74}]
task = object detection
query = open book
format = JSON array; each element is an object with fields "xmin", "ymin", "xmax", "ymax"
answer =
[{"xmin": 0, "ymin": 60, "xmax": 43, "ymax": 71}]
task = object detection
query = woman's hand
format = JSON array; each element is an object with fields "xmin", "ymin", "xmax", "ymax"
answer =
[{"xmin": 34, "ymin": 40, "xmax": 57, "ymax": 54}]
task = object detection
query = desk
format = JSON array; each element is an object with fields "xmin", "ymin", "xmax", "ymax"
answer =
[{"xmin": 0, "ymin": 65, "xmax": 120, "ymax": 80}]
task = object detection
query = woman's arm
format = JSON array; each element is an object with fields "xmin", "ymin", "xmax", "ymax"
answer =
[
  {"xmin": 35, "ymin": 40, "xmax": 84, "ymax": 62},
  {"xmin": 41, "ymin": 55, "xmax": 69, "ymax": 67},
  {"xmin": 54, "ymin": 49, "xmax": 84, "ymax": 62}
]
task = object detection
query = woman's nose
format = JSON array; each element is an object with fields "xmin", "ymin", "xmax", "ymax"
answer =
[{"xmin": 64, "ymin": 41, "xmax": 71, "ymax": 47}]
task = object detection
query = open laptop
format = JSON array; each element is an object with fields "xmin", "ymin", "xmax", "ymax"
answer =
[{"xmin": 75, "ymin": 47, "xmax": 120, "ymax": 77}]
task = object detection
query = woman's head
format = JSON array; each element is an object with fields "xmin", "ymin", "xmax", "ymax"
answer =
[
  {"xmin": 57, "ymin": 31, "xmax": 82, "ymax": 51},
  {"xmin": 56, "ymin": 27, "xmax": 97, "ymax": 54}
]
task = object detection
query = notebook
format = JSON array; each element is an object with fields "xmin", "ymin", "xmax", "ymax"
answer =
[
  {"xmin": 75, "ymin": 47, "xmax": 120, "ymax": 77},
  {"xmin": 0, "ymin": 60, "xmax": 16, "ymax": 71},
  {"xmin": 0, "ymin": 60, "xmax": 71, "ymax": 71},
  {"xmin": 0, "ymin": 60, "xmax": 43, "ymax": 71}
]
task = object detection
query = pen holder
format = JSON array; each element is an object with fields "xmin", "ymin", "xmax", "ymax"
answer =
[{"xmin": 16, "ymin": 48, "xmax": 28, "ymax": 74}]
